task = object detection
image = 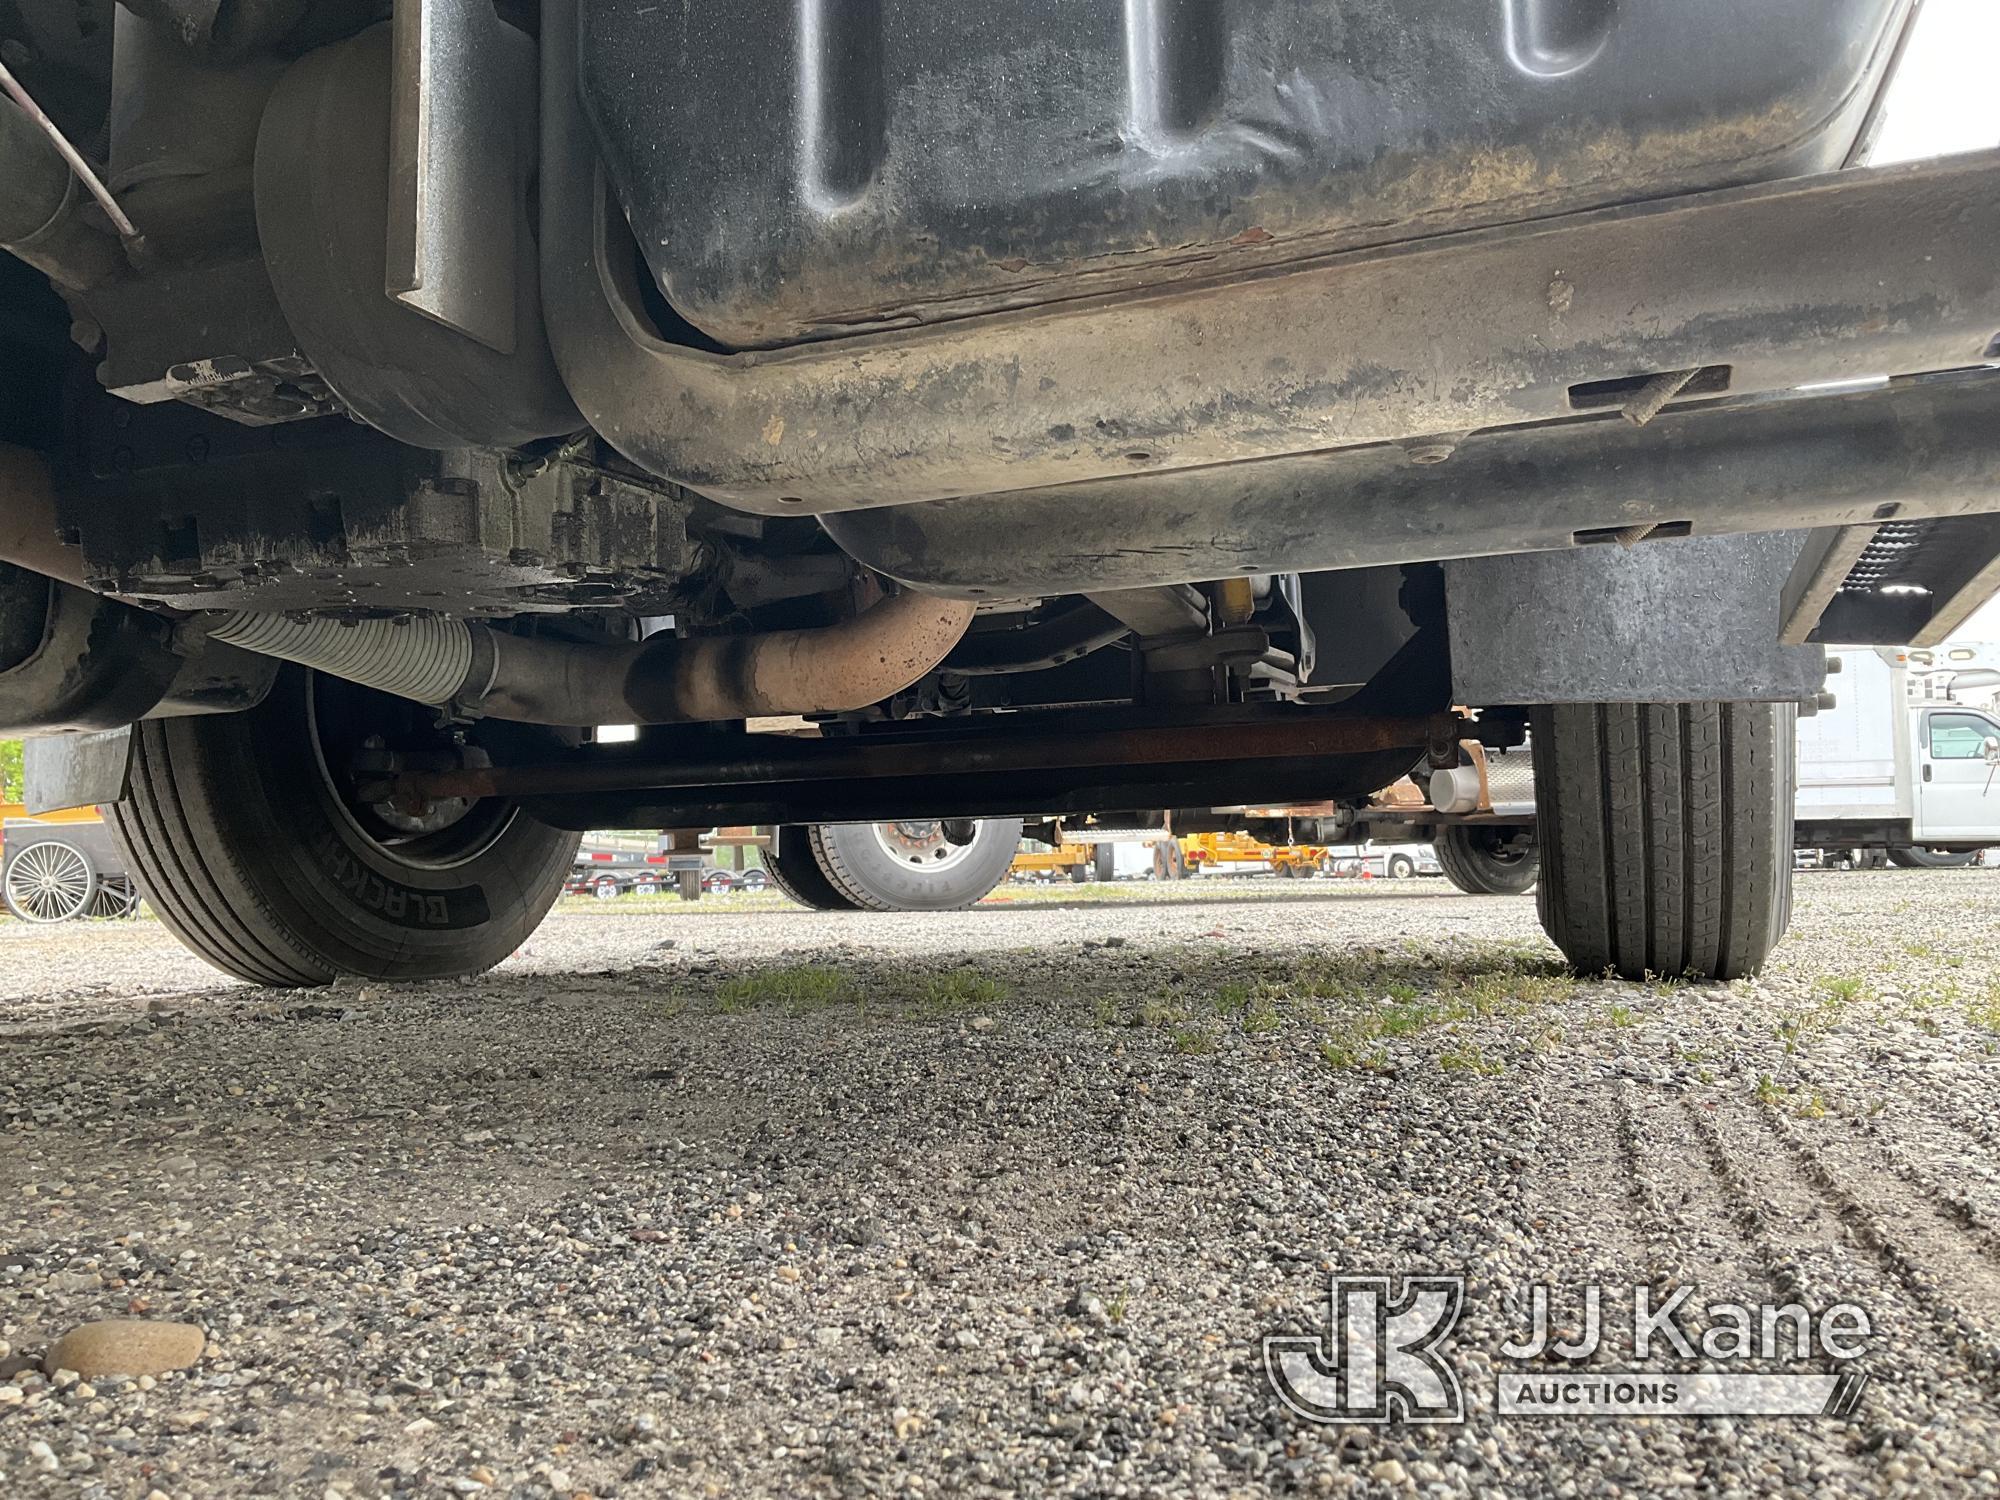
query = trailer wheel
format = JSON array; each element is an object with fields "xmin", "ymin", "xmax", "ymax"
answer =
[
  {"xmin": 762, "ymin": 826, "xmax": 862, "ymax": 911},
  {"xmin": 3, "ymin": 838, "xmax": 97, "ymax": 923},
  {"xmin": 1886, "ymin": 846, "xmax": 1979, "ymax": 870},
  {"xmin": 809, "ymin": 819, "xmax": 1022, "ymax": 911},
  {"xmin": 1435, "ymin": 826, "xmax": 1539, "ymax": 895},
  {"xmin": 1531, "ymin": 702, "xmax": 1795, "ymax": 981},
  {"xmin": 90, "ymin": 877, "xmax": 143, "ymax": 919},
  {"xmin": 109, "ymin": 667, "xmax": 579, "ymax": 986}
]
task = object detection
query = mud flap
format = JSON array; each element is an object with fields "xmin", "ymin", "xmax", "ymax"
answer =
[{"xmin": 25, "ymin": 728, "xmax": 133, "ymax": 814}]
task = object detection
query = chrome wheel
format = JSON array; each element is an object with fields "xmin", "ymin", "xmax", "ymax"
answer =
[
  {"xmin": 811, "ymin": 817, "xmax": 1024, "ymax": 911},
  {"xmin": 4, "ymin": 840, "xmax": 98, "ymax": 923},
  {"xmin": 868, "ymin": 821, "xmax": 982, "ymax": 874}
]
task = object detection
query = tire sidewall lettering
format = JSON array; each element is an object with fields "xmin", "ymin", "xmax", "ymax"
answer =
[{"xmin": 312, "ymin": 831, "xmax": 491, "ymax": 930}]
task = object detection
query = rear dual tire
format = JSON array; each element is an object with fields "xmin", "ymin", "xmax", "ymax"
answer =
[
  {"xmin": 1435, "ymin": 825, "xmax": 1539, "ymax": 896},
  {"xmin": 810, "ymin": 819, "xmax": 1022, "ymax": 911},
  {"xmin": 765, "ymin": 820, "xmax": 1022, "ymax": 911},
  {"xmin": 1531, "ymin": 701, "xmax": 1795, "ymax": 982}
]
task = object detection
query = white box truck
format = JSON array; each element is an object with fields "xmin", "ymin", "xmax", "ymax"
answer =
[{"xmin": 1795, "ymin": 648, "xmax": 2000, "ymax": 867}]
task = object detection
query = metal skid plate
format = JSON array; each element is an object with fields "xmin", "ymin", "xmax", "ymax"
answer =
[
  {"xmin": 546, "ymin": 27, "xmax": 2000, "ymax": 520},
  {"xmin": 577, "ymin": 0, "xmax": 1911, "ymax": 348}
]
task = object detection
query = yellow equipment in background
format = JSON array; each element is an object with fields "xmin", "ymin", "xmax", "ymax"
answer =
[
  {"xmin": 1178, "ymin": 830, "xmax": 1326, "ymax": 878},
  {"xmin": 1009, "ymin": 839, "xmax": 1095, "ymax": 883}
]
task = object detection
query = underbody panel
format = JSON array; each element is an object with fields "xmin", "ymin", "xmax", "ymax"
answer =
[{"xmin": 578, "ymin": 0, "xmax": 1913, "ymax": 349}]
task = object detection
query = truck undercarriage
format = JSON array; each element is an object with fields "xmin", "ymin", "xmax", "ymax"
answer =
[{"xmin": 1, "ymin": 0, "xmax": 1995, "ymax": 985}]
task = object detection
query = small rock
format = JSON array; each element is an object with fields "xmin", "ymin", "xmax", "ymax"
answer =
[
  {"xmin": 1370, "ymin": 1459, "xmax": 1409, "ymax": 1485},
  {"xmin": 969, "ymin": 1016, "xmax": 995, "ymax": 1032},
  {"xmin": 461, "ymin": 1129, "xmax": 497, "ymax": 1146},
  {"xmin": 44, "ymin": 1320, "xmax": 205, "ymax": 1380}
]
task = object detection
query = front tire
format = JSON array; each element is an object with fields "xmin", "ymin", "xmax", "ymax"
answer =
[
  {"xmin": 1531, "ymin": 702, "xmax": 1794, "ymax": 981},
  {"xmin": 1435, "ymin": 825, "xmax": 1539, "ymax": 895},
  {"xmin": 110, "ymin": 668, "xmax": 579, "ymax": 987}
]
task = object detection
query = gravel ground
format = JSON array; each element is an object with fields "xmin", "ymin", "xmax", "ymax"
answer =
[{"xmin": 3, "ymin": 869, "xmax": 2000, "ymax": 1499}]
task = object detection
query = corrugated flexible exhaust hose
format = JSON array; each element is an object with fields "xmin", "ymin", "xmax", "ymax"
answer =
[{"xmin": 204, "ymin": 592, "xmax": 976, "ymax": 726}]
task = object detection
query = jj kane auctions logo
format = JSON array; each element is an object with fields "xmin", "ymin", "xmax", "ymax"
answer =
[{"xmin": 1264, "ymin": 1276, "xmax": 1872, "ymax": 1423}]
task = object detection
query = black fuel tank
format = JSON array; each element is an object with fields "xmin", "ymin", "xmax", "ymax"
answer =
[{"xmin": 576, "ymin": 0, "xmax": 1912, "ymax": 349}]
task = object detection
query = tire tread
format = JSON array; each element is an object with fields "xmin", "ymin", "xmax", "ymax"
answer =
[{"xmin": 1532, "ymin": 701, "xmax": 1794, "ymax": 982}]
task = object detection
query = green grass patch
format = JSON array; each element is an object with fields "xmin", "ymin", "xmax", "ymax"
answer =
[
  {"xmin": 1319, "ymin": 1040, "xmax": 1392, "ymax": 1075},
  {"xmin": 1213, "ymin": 982, "xmax": 1253, "ymax": 1017},
  {"xmin": 1291, "ymin": 941, "xmax": 1577, "ymax": 1076},
  {"xmin": 1241, "ymin": 998, "xmax": 1284, "ymax": 1036},
  {"xmin": 716, "ymin": 965, "xmax": 852, "ymax": 1014},
  {"xmin": 1438, "ymin": 1042, "xmax": 1505, "ymax": 1079},
  {"xmin": 1773, "ymin": 974, "xmax": 1881, "ymax": 1051},
  {"xmin": 917, "ymin": 970, "xmax": 1009, "ymax": 1015}
]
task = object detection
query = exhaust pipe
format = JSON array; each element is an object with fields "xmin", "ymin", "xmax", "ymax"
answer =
[
  {"xmin": 1, "ymin": 92, "xmax": 126, "ymax": 291},
  {"xmin": 204, "ymin": 591, "xmax": 976, "ymax": 726},
  {"xmin": 1, "ymin": 442, "xmax": 968, "ymax": 729}
]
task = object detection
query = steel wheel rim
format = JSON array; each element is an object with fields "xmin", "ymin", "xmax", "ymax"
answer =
[
  {"xmin": 6, "ymin": 842, "xmax": 94, "ymax": 923},
  {"xmin": 869, "ymin": 820, "xmax": 981, "ymax": 875}
]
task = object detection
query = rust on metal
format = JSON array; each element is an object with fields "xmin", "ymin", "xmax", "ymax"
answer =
[{"xmin": 379, "ymin": 711, "xmax": 1463, "ymax": 806}]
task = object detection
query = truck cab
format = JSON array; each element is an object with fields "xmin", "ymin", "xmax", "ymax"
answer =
[
  {"xmin": 1913, "ymin": 701, "xmax": 2000, "ymax": 843},
  {"xmin": 1796, "ymin": 647, "xmax": 2000, "ymax": 862}
]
